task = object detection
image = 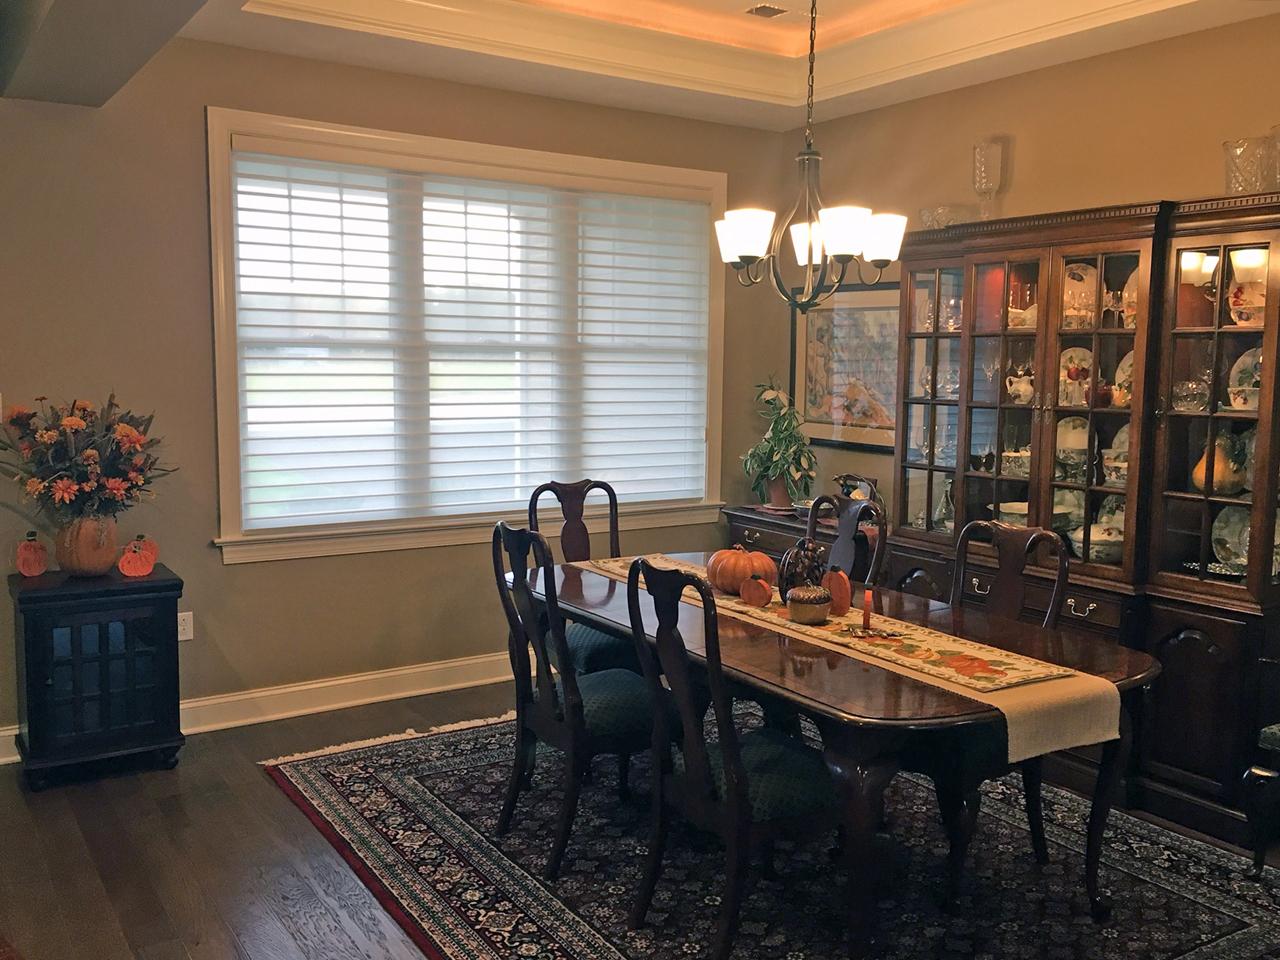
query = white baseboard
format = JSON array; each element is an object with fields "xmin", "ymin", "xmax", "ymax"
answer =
[{"xmin": 0, "ymin": 651, "xmax": 511, "ymax": 766}]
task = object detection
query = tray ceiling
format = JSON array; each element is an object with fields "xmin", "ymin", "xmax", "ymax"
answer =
[{"xmin": 183, "ymin": 0, "xmax": 1280, "ymax": 129}]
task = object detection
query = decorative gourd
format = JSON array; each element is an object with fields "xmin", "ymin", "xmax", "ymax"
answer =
[
  {"xmin": 707, "ymin": 545, "xmax": 777, "ymax": 595},
  {"xmin": 118, "ymin": 537, "xmax": 157, "ymax": 577},
  {"xmin": 15, "ymin": 531, "xmax": 48, "ymax": 578},
  {"xmin": 739, "ymin": 574, "xmax": 774, "ymax": 608},
  {"xmin": 822, "ymin": 566, "xmax": 852, "ymax": 617},
  {"xmin": 786, "ymin": 582, "xmax": 832, "ymax": 625},
  {"xmin": 1191, "ymin": 436, "xmax": 1246, "ymax": 496},
  {"xmin": 130, "ymin": 534, "xmax": 159, "ymax": 564},
  {"xmin": 778, "ymin": 537, "xmax": 826, "ymax": 602}
]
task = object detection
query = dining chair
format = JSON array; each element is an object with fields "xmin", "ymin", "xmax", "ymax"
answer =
[
  {"xmin": 491, "ymin": 521, "xmax": 668, "ymax": 879},
  {"xmin": 806, "ymin": 493, "xmax": 887, "ymax": 586},
  {"xmin": 626, "ymin": 557, "xmax": 840, "ymax": 960},
  {"xmin": 529, "ymin": 479, "xmax": 639, "ymax": 675},
  {"xmin": 905, "ymin": 519, "xmax": 1069, "ymax": 903}
]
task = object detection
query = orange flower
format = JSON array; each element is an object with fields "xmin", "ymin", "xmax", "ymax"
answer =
[
  {"xmin": 24, "ymin": 478, "xmax": 45, "ymax": 496},
  {"xmin": 50, "ymin": 478, "xmax": 79, "ymax": 504},
  {"xmin": 127, "ymin": 471, "xmax": 144, "ymax": 485},
  {"xmin": 114, "ymin": 423, "xmax": 145, "ymax": 452},
  {"xmin": 81, "ymin": 449, "xmax": 100, "ymax": 464},
  {"xmin": 938, "ymin": 653, "xmax": 1007, "ymax": 679},
  {"xmin": 5, "ymin": 405, "xmax": 33, "ymax": 424},
  {"xmin": 72, "ymin": 400, "xmax": 93, "ymax": 412},
  {"xmin": 60, "ymin": 415, "xmax": 87, "ymax": 432},
  {"xmin": 81, "ymin": 478, "xmax": 98, "ymax": 492},
  {"xmin": 103, "ymin": 477, "xmax": 129, "ymax": 501},
  {"xmin": 35, "ymin": 429, "xmax": 58, "ymax": 445}
]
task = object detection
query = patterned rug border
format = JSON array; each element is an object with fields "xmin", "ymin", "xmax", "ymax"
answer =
[{"xmin": 262, "ymin": 710, "xmax": 517, "ymax": 960}]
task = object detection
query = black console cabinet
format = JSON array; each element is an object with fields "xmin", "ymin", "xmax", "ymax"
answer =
[{"xmin": 9, "ymin": 565, "xmax": 184, "ymax": 789}]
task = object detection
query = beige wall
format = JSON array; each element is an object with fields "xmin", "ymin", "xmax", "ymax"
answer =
[
  {"xmin": 0, "ymin": 39, "xmax": 787, "ymax": 728},
  {"xmin": 3, "ymin": 15, "xmax": 1280, "ymax": 729},
  {"xmin": 793, "ymin": 14, "xmax": 1280, "ymax": 508}
]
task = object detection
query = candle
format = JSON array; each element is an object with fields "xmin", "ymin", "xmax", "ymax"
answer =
[{"xmin": 862, "ymin": 587, "xmax": 873, "ymax": 629}]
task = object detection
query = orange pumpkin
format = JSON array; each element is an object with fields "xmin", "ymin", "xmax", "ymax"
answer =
[
  {"xmin": 117, "ymin": 538, "xmax": 156, "ymax": 577},
  {"xmin": 16, "ymin": 531, "xmax": 48, "ymax": 578},
  {"xmin": 822, "ymin": 566, "xmax": 852, "ymax": 617},
  {"xmin": 739, "ymin": 574, "xmax": 773, "ymax": 608},
  {"xmin": 131, "ymin": 534, "xmax": 159, "ymax": 563},
  {"xmin": 707, "ymin": 545, "xmax": 777, "ymax": 595}
]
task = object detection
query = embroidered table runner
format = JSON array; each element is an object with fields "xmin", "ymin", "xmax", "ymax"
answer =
[{"xmin": 572, "ymin": 555, "xmax": 1119, "ymax": 763}]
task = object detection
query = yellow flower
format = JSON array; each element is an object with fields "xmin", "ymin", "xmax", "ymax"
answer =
[
  {"xmin": 60, "ymin": 416, "xmax": 87, "ymax": 432},
  {"xmin": 35, "ymin": 429, "xmax": 58, "ymax": 445}
]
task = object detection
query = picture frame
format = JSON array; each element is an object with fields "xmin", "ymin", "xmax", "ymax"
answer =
[{"xmin": 789, "ymin": 281, "xmax": 900, "ymax": 452}]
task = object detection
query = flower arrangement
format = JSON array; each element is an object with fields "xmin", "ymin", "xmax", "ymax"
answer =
[
  {"xmin": 0, "ymin": 395, "xmax": 172, "ymax": 528},
  {"xmin": 741, "ymin": 381, "xmax": 818, "ymax": 506}
]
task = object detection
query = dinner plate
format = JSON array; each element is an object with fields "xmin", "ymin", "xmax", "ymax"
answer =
[
  {"xmin": 1121, "ymin": 271, "xmax": 1139, "ymax": 327},
  {"xmin": 1058, "ymin": 347, "xmax": 1093, "ymax": 405},
  {"xmin": 1098, "ymin": 494, "xmax": 1126, "ymax": 526},
  {"xmin": 1211, "ymin": 506, "xmax": 1250, "ymax": 567},
  {"xmin": 1113, "ymin": 424, "xmax": 1130, "ymax": 452},
  {"xmin": 1242, "ymin": 426, "xmax": 1257, "ymax": 491},
  {"xmin": 1056, "ymin": 415, "xmax": 1089, "ymax": 451},
  {"xmin": 1114, "ymin": 349, "xmax": 1135, "ymax": 390},
  {"xmin": 1229, "ymin": 347, "xmax": 1263, "ymax": 389}
]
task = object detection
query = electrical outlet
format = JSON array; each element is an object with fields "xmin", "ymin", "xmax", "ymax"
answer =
[{"xmin": 177, "ymin": 611, "xmax": 194, "ymax": 642}]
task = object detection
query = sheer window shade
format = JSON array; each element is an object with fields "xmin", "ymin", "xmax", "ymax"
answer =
[{"xmin": 231, "ymin": 152, "xmax": 711, "ymax": 531}]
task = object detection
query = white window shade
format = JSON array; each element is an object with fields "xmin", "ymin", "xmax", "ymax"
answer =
[{"xmin": 231, "ymin": 151, "xmax": 710, "ymax": 531}]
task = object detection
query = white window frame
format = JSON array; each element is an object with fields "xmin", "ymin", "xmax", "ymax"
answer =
[{"xmin": 207, "ymin": 108, "xmax": 725, "ymax": 564}]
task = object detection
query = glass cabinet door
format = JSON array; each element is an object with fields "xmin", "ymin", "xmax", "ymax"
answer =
[
  {"xmin": 1044, "ymin": 249, "xmax": 1146, "ymax": 574},
  {"xmin": 960, "ymin": 257, "xmax": 1043, "ymax": 534},
  {"xmin": 1153, "ymin": 237, "xmax": 1276, "ymax": 596},
  {"xmin": 900, "ymin": 265, "xmax": 964, "ymax": 537}
]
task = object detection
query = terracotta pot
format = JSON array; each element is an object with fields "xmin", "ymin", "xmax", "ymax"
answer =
[
  {"xmin": 55, "ymin": 517, "xmax": 119, "ymax": 577},
  {"xmin": 766, "ymin": 476, "xmax": 792, "ymax": 508}
]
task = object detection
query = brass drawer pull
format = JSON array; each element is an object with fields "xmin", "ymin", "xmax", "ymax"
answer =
[
  {"xmin": 1067, "ymin": 598, "xmax": 1097, "ymax": 618},
  {"xmin": 971, "ymin": 577, "xmax": 991, "ymax": 596},
  {"xmin": 742, "ymin": 529, "xmax": 762, "ymax": 545}
]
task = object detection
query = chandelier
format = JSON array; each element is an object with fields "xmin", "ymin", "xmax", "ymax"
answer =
[{"xmin": 714, "ymin": 0, "xmax": 907, "ymax": 313}]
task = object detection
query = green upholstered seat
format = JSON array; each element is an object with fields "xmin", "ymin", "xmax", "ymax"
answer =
[
  {"xmin": 561, "ymin": 622, "xmax": 641, "ymax": 675},
  {"xmin": 1260, "ymin": 724, "xmax": 1280, "ymax": 754},
  {"xmin": 704, "ymin": 728, "xmax": 837, "ymax": 823},
  {"xmin": 541, "ymin": 668, "xmax": 674, "ymax": 746}
]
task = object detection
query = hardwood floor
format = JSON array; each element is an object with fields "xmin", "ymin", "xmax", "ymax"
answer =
[{"xmin": 0, "ymin": 682, "xmax": 515, "ymax": 960}]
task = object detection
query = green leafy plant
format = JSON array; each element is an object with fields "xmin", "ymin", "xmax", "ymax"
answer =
[{"xmin": 741, "ymin": 382, "xmax": 817, "ymax": 503}]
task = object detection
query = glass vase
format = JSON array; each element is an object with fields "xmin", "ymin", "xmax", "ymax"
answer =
[{"xmin": 1223, "ymin": 138, "xmax": 1276, "ymax": 195}]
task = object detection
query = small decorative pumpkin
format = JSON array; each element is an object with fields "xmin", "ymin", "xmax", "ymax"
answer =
[
  {"xmin": 707, "ymin": 545, "xmax": 777, "ymax": 595},
  {"xmin": 16, "ymin": 531, "xmax": 48, "ymax": 578},
  {"xmin": 739, "ymin": 574, "xmax": 774, "ymax": 608},
  {"xmin": 822, "ymin": 566, "xmax": 852, "ymax": 617},
  {"xmin": 130, "ymin": 534, "xmax": 159, "ymax": 564},
  {"xmin": 786, "ymin": 582, "xmax": 832, "ymax": 625},
  {"xmin": 778, "ymin": 537, "xmax": 826, "ymax": 602},
  {"xmin": 118, "ymin": 536, "xmax": 157, "ymax": 577}
]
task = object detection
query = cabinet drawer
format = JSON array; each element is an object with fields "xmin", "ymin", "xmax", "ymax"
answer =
[
  {"xmin": 961, "ymin": 574, "xmax": 1122, "ymax": 631},
  {"xmin": 726, "ymin": 521, "xmax": 799, "ymax": 558}
]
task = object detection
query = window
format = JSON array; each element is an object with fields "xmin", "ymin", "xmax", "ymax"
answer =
[{"xmin": 208, "ymin": 111, "xmax": 724, "ymax": 562}]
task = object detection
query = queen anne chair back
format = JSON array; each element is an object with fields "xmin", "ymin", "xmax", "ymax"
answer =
[
  {"xmin": 950, "ymin": 519, "xmax": 1068, "ymax": 629},
  {"xmin": 528, "ymin": 479, "xmax": 620, "ymax": 563}
]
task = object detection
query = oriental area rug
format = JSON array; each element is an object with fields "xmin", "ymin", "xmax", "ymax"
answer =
[{"xmin": 264, "ymin": 712, "xmax": 1280, "ymax": 960}]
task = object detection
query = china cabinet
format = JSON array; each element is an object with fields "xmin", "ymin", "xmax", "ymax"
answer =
[{"xmin": 889, "ymin": 195, "xmax": 1280, "ymax": 843}]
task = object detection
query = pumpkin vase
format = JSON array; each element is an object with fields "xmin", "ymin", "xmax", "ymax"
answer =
[{"xmin": 54, "ymin": 517, "xmax": 119, "ymax": 577}]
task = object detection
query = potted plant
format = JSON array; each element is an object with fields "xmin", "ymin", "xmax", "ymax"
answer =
[
  {"xmin": 742, "ymin": 382, "xmax": 817, "ymax": 509},
  {"xmin": 1, "ymin": 395, "xmax": 173, "ymax": 576}
]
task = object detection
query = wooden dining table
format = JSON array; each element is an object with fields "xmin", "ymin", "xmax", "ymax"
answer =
[{"xmin": 530, "ymin": 551, "xmax": 1161, "ymax": 957}]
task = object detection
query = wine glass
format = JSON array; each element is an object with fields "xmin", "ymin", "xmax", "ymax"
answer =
[{"xmin": 973, "ymin": 139, "xmax": 1004, "ymax": 220}]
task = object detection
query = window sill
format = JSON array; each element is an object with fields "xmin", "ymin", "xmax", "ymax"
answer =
[{"xmin": 214, "ymin": 500, "xmax": 726, "ymax": 565}]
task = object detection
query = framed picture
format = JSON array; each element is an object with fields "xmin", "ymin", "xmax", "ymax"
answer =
[{"xmin": 789, "ymin": 281, "xmax": 900, "ymax": 451}]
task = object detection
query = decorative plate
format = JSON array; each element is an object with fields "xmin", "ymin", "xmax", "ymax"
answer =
[
  {"xmin": 1121, "ymin": 271, "xmax": 1139, "ymax": 327},
  {"xmin": 1113, "ymin": 424, "xmax": 1130, "ymax": 452},
  {"xmin": 1058, "ymin": 347, "xmax": 1093, "ymax": 405},
  {"xmin": 1056, "ymin": 415, "xmax": 1089, "ymax": 451},
  {"xmin": 1242, "ymin": 426, "xmax": 1257, "ymax": 492},
  {"xmin": 1062, "ymin": 261, "xmax": 1098, "ymax": 328},
  {"xmin": 1229, "ymin": 347, "xmax": 1263, "ymax": 389},
  {"xmin": 1211, "ymin": 506, "xmax": 1250, "ymax": 567},
  {"xmin": 1114, "ymin": 349, "xmax": 1135, "ymax": 390},
  {"xmin": 1097, "ymin": 494, "xmax": 1126, "ymax": 526},
  {"xmin": 1053, "ymin": 488, "xmax": 1086, "ymax": 530}
]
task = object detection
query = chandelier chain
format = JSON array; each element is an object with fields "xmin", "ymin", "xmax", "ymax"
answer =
[{"xmin": 804, "ymin": 0, "xmax": 817, "ymax": 148}]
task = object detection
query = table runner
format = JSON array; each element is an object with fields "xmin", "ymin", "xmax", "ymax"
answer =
[{"xmin": 572, "ymin": 555, "xmax": 1119, "ymax": 763}]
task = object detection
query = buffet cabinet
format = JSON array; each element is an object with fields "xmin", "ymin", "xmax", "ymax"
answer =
[{"xmin": 878, "ymin": 195, "xmax": 1280, "ymax": 844}]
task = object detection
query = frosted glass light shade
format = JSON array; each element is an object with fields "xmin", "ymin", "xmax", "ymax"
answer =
[
  {"xmin": 718, "ymin": 208, "xmax": 775, "ymax": 261},
  {"xmin": 789, "ymin": 221, "xmax": 824, "ymax": 265},
  {"xmin": 1230, "ymin": 247, "xmax": 1269, "ymax": 283},
  {"xmin": 818, "ymin": 205, "xmax": 871, "ymax": 257},
  {"xmin": 863, "ymin": 213, "xmax": 908, "ymax": 264},
  {"xmin": 1180, "ymin": 251, "xmax": 1220, "ymax": 286}
]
